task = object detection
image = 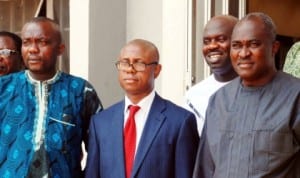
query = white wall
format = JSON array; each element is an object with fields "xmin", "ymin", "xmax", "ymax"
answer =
[
  {"xmin": 89, "ymin": 0, "xmax": 126, "ymax": 107},
  {"xmin": 70, "ymin": 0, "xmax": 126, "ymax": 108},
  {"xmin": 161, "ymin": 0, "xmax": 191, "ymax": 105},
  {"xmin": 127, "ymin": 0, "xmax": 193, "ymax": 105},
  {"xmin": 126, "ymin": 0, "xmax": 163, "ymax": 94},
  {"xmin": 70, "ymin": 0, "xmax": 89, "ymax": 79}
]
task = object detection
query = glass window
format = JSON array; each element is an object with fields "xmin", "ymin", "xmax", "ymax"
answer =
[
  {"xmin": 0, "ymin": 0, "xmax": 43, "ymax": 34},
  {"xmin": 0, "ymin": 0, "xmax": 69, "ymax": 73},
  {"xmin": 53, "ymin": 0, "xmax": 70, "ymax": 73}
]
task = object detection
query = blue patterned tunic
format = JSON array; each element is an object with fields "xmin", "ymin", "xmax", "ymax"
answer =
[{"xmin": 0, "ymin": 70, "xmax": 103, "ymax": 178}]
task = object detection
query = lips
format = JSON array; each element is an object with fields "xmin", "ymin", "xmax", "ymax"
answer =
[
  {"xmin": 207, "ymin": 52, "xmax": 223, "ymax": 63},
  {"xmin": 28, "ymin": 59, "xmax": 40, "ymax": 63},
  {"xmin": 0, "ymin": 64, "xmax": 7, "ymax": 74},
  {"xmin": 27, "ymin": 57, "xmax": 41, "ymax": 65},
  {"xmin": 124, "ymin": 78, "xmax": 138, "ymax": 83},
  {"xmin": 237, "ymin": 62, "xmax": 254, "ymax": 68}
]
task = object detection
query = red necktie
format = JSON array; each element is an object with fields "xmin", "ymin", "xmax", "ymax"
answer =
[{"xmin": 124, "ymin": 105, "xmax": 140, "ymax": 178}]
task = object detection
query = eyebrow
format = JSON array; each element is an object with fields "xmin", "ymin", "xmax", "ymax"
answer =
[{"xmin": 120, "ymin": 58, "xmax": 143, "ymax": 61}]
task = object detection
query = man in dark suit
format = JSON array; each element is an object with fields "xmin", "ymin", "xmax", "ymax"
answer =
[{"xmin": 85, "ymin": 39, "xmax": 199, "ymax": 178}]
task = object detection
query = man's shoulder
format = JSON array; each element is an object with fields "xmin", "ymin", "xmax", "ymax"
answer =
[
  {"xmin": 96, "ymin": 100, "xmax": 123, "ymax": 115},
  {"xmin": 0, "ymin": 71, "xmax": 26, "ymax": 84},
  {"xmin": 186, "ymin": 75, "xmax": 215, "ymax": 95},
  {"xmin": 60, "ymin": 72, "xmax": 96, "ymax": 88},
  {"xmin": 60, "ymin": 72, "xmax": 86, "ymax": 82},
  {"xmin": 156, "ymin": 94, "xmax": 195, "ymax": 116},
  {"xmin": 209, "ymin": 77, "xmax": 239, "ymax": 100},
  {"xmin": 156, "ymin": 95, "xmax": 198, "ymax": 132},
  {"xmin": 277, "ymin": 71, "xmax": 300, "ymax": 89},
  {"xmin": 185, "ymin": 74, "xmax": 233, "ymax": 101},
  {"xmin": 217, "ymin": 76, "xmax": 239, "ymax": 89},
  {"xmin": 290, "ymin": 41, "xmax": 300, "ymax": 52}
]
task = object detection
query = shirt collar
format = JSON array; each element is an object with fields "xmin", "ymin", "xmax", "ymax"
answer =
[
  {"xmin": 124, "ymin": 90, "xmax": 156, "ymax": 113},
  {"xmin": 26, "ymin": 70, "xmax": 61, "ymax": 84}
]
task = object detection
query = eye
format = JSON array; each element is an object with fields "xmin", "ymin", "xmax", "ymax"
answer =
[
  {"xmin": 22, "ymin": 39, "xmax": 30, "ymax": 46},
  {"xmin": 250, "ymin": 40, "xmax": 261, "ymax": 48},
  {"xmin": 119, "ymin": 61, "xmax": 129, "ymax": 66},
  {"xmin": 134, "ymin": 62, "xmax": 145, "ymax": 67},
  {"xmin": 38, "ymin": 39, "xmax": 49, "ymax": 46},
  {"xmin": 217, "ymin": 36, "xmax": 227, "ymax": 43},
  {"xmin": 231, "ymin": 42, "xmax": 241, "ymax": 49},
  {"xmin": 203, "ymin": 38, "xmax": 211, "ymax": 45},
  {"xmin": 119, "ymin": 60, "xmax": 129, "ymax": 64}
]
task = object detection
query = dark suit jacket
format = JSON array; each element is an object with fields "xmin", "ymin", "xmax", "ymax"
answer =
[{"xmin": 85, "ymin": 93, "xmax": 199, "ymax": 178}]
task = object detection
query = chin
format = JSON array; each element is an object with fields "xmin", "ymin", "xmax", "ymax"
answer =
[
  {"xmin": 238, "ymin": 72, "xmax": 254, "ymax": 80},
  {"xmin": 213, "ymin": 69, "xmax": 225, "ymax": 75},
  {"xmin": 27, "ymin": 65, "xmax": 40, "ymax": 70},
  {"xmin": 213, "ymin": 69, "xmax": 230, "ymax": 76}
]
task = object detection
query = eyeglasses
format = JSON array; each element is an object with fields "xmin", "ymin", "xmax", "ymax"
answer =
[
  {"xmin": 115, "ymin": 61, "xmax": 158, "ymax": 72},
  {"xmin": 0, "ymin": 49, "xmax": 18, "ymax": 58}
]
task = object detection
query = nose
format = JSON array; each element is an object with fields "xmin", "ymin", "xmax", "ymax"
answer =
[
  {"xmin": 125, "ymin": 64, "xmax": 137, "ymax": 73},
  {"xmin": 238, "ymin": 46, "xmax": 250, "ymax": 59},
  {"xmin": 27, "ymin": 42, "xmax": 39, "ymax": 54},
  {"xmin": 207, "ymin": 39, "xmax": 219, "ymax": 50}
]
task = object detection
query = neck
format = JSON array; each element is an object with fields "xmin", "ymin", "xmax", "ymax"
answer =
[
  {"xmin": 242, "ymin": 70, "xmax": 277, "ymax": 87},
  {"xmin": 126, "ymin": 90, "xmax": 153, "ymax": 104},
  {"xmin": 214, "ymin": 70, "xmax": 237, "ymax": 82},
  {"xmin": 28, "ymin": 70, "xmax": 57, "ymax": 81}
]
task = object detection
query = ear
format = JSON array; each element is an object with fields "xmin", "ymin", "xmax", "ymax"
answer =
[
  {"xmin": 154, "ymin": 64, "xmax": 161, "ymax": 78},
  {"xmin": 272, "ymin": 40, "xmax": 280, "ymax": 56},
  {"xmin": 57, "ymin": 43, "xmax": 65, "ymax": 56}
]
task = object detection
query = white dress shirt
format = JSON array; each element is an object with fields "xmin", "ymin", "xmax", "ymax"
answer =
[{"xmin": 124, "ymin": 90, "xmax": 155, "ymax": 155}]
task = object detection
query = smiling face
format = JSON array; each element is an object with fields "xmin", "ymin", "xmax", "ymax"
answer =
[
  {"xmin": 0, "ymin": 36, "xmax": 22, "ymax": 76},
  {"xmin": 21, "ymin": 20, "xmax": 64, "ymax": 80},
  {"xmin": 230, "ymin": 16, "xmax": 279, "ymax": 86},
  {"xmin": 118, "ymin": 39, "xmax": 161, "ymax": 103},
  {"xmin": 202, "ymin": 16, "xmax": 237, "ymax": 80}
]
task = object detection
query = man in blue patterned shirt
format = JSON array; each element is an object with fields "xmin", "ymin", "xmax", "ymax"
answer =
[{"xmin": 0, "ymin": 17, "xmax": 103, "ymax": 178}]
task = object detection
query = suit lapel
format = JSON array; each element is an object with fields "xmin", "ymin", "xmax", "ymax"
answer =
[
  {"xmin": 108, "ymin": 101, "xmax": 126, "ymax": 178},
  {"xmin": 131, "ymin": 94, "xmax": 166, "ymax": 177}
]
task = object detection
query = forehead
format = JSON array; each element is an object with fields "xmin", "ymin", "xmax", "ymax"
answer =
[
  {"xmin": 0, "ymin": 36, "xmax": 16, "ymax": 48},
  {"xmin": 231, "ymin": 19, "xmax": 267, "ymax": 41},
  {"xmin": 120, "ymin": 44, "xmax": 152, "ymax": 59},
  {"xmin": 21, "ymin": 22, "xmax": 56, "ymax": 39},
  {"xmin": 204, "ymin": 19, "xmax": 232, "ymax": 37}
]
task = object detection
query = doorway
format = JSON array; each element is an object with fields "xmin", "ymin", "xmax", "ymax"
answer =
[{"xmin": 247, "ymin": 0, "xmax": 300, "ymax": 70}]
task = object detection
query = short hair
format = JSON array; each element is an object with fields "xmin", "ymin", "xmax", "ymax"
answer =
[
  {"xmin": 24, "ymin": 16, "xmax": 62, "ymax": 44},
  {"xmin": 208, "ymin": 15, "xmax": 238, "ymax": 27},
  {"xmin": 239, "ymin": 12, "xmax": 277, "ymax": 41},
  {"xmin": 126, "ymin": 39, "xmax": 160, "ymax": 62},
  {"xmin": 0, "ymin": 31, "xmax": 22, "ymax": 53}
]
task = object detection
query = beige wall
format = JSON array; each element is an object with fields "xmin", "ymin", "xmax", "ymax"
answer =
[
  {"xmin": 248, "ymin": 0, "xmax": 300, "ymax": 38},
  {"xmin": 70, "ymin": 0, "xmax": 196, "ymax": 106}
]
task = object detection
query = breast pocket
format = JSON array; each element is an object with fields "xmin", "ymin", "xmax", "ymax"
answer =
[
  {"xmin": 252, "ymin": 129, "xmax": 295, "ymax": 172},
  {"xmin": 47, "ymin": 115, "xmax": 76, "ymax": 150}
]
